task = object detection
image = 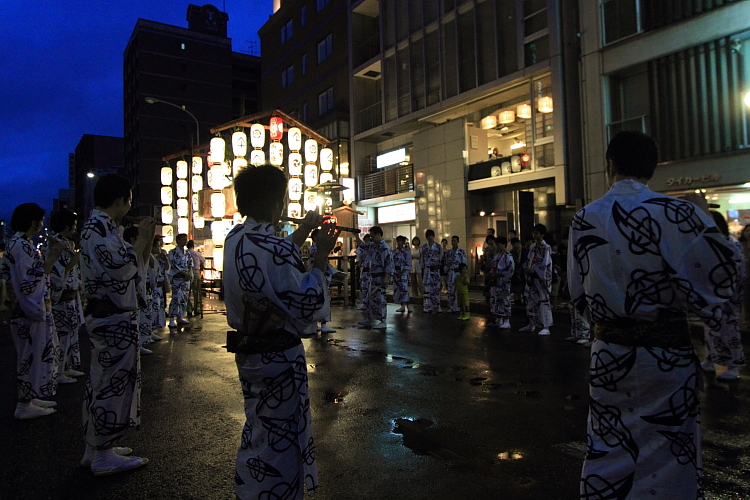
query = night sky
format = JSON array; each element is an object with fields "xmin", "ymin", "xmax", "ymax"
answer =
[{"xmin": 0, "ymin": 0, "xmax": 271, "ymax": 225}]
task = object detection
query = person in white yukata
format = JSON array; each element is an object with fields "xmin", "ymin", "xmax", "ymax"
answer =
[
  {"xmin": 167, "ymin": 233, "xmax": 193, "ymax": 327},
  {"xmin": 519, "ymin": 224, "xmax": 553, "ymax": 336},
  {"xmin": 444, "ymin": 235, "xmax": 467, "ymax": 313},
  {"xmin": 359, "ymin": 226, "xmax": 393, "ymax": 329},
  {"xmin": 79, "ymin": 173, "xmax": 155, "ymax": 475},
  {"xmin": 151, "ymin": 236, "xmax": 170, "ymax": 330},
  {"xmin": 392, "ymin": 235, "xmax": 412, "ymax": 313},
  {"xmin": 307, "ymin": 228, "xmax": 336, "ymax": 334},
  {"xmin": 420, "ymin": 229, "xmax": 443, "ymax": 313},
  {"xmin": 2, "ymin": 203, "xmax": 64, "ymax": 419},
  {"xmin": 223, "ymin": 165, "xmax": 339, "ymax": 500},
  {"xmin": 123, "ymin": 227, "xmax": 161, "ymax": 355},
  {"xmin": 569, "ymin": 131, "xmax": 738, "ymax": 500},
  {"xmin": 355, "ymin": 233, "xmax": 373, "ymax": 310},
  {"xmin": 186, "ymin": 239, "xmax": 205, "ymax": 316},
  {"xmin": 487, "ymin": 236, "xmax": 514, "ymax": 329}
]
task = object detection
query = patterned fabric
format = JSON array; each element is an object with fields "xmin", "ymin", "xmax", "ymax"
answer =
[
  {"xmin": 524, "ymin": 241, "xmax": 553, "ymax": 328},
  {"xmin": 307, "ymin": 243, "xmax": 333, "ymax": 323},
  {"xmin": 570, "ymin": 305, "xmax": 591, "ymax": 341},
  {"xmin": 80, "ymin": 209, "xmax": 142, "ymax": 448},
  {"xmin": 392, "ymin": 247, "xmax": 412, "ymax": 304},
  {"xmin": 186, "ymin": 248, "xmax": 204, "ymax": 314},
  {"xmin": 568, "ymin": 180, "xmax": 739, "ymax": 499},
  {"xmin": 168, "ymin": 246, "xmax": 193, "ymax": 318},
  {"xmin": 420, "ymin": 242, "xmax": 443, "ymax": 311},
  {"xmin": 366, "ymin": 241, "xmax": 394, "ymax": 321},
  {"xmin": 152, "ymin": 255, "xmax": 167, "ymax": 329},
  {"xmin": 1, "ymin": 233, "xmax": 60, "ymax": 400},
  {"xmin": 491, "ymin": 251, "xmax": 514, "ymax": 318},
  {"xmin": 444, "ymin": 248, "xmax": 467, "ymax": 312},
  {"xmin": 139, "ymin": 258, "xmax": 156, "ymax": 345},
  {"xmin": 356, "ymin": 241, "xmax": 374, "ymax": 307},
  {"xmin": 223, "ymin": 218, "xmax": 327, "ymax": 499}
]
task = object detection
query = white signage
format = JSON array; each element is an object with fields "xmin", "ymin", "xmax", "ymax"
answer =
[
  {"xmin": 376, "ymin": 148, "xmax": 406, "ymax": 169},
  {"xmin": 377, "ymin": 202, "xmax": 416, "ymax": 224}
]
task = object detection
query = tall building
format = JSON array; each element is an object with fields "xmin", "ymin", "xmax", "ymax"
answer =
[
  {"xmin": 73, "ymin": 134, "xmax": 124, "ymax": 229},
  {"xmin": 579, "ymin": 0, "xmax": 750, "ymax": 233},
  {"xmin": 123, "ymin": 4, "xmax": 261, "ymax": 218},
  {"xmin": 258, "ymin": 0, "xmax": 351, "ymax": 186},
  {"xmin": 349, "ymin": 0, "xmax": 582, "ymax": 270}
]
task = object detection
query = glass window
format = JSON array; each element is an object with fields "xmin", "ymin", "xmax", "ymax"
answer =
[
  {"xmin": 441, "ymin": 16, "xmax": 458, "ymax": 99},
  {"xmin": 316, "ymin": 0, "xmax": 331, "ymax": 12},
  {"xmin": 384, "ymin": 53, "xmax": 398, "ymax": 122},
  {"xmin": 281, "ymin": 65, "xmax": 294, "ymax": 88},
  {"xmin": 281, "ymin": 19, "xmax": 293, "ymax": 44},
  {"xmin": 425, "ymin": 27, "xmax": 441, "ymax": 106},
  {"xmin": 458, "ymin": 7, "xmax": 476, "ymax": 93},
  {"xmin": 410, "ymin": 37, "xmax": 426, "ymax": 111},
  {"xmin": 534, "ymin": 75, "xmax": 554, "ymax": 139},
  {"xmin": 409, "ymin": 0, "xmax": 423, "ymax": 34},
  {"xmin": 318, "ymin": 87, "xmax": 334, "ymax": 115},
  {"xmin": 602, "ymin": 0, "xmax": 639, "ymax": 45},
  {"xmin": 301, "ymin": 5, "xmax": 307, "ymax": 27},
  {"xmin": 497, "ymin": 0, "xmax": 517, "ymax": 77},
  {"xmin": 302, "ymin": 54, "xmax": 308, "ymax": 75},
  {"xmin": 397, "ymin": 45, "xmax": 411, "ymax": 117},
  {"xmin": 525, "ymin": 35, "xmax": 549, "ymax": 66},
  {"xmin": 476, "ymin": 0, "xmax": 496, "ymax": 85},
  {"xmin": 302, "ymin": 102, "xmax": 308, "ymax": 122},
  {"xmin": 317, "ymin": 34, "xmax": 333, "ymax": 63}
]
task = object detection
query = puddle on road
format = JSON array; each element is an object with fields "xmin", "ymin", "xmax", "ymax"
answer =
[
  {"xmin": 513, "ymin": 390, "xmax": 542, "ymax": 398},
  {"xmin": 323, "ymin": 390, "xmax": 349, "ymax": 404}
]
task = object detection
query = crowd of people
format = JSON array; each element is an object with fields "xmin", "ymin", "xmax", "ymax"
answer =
[{"xmin": 0, "ymin": 131, "xmax": 747, "ymax": 499}]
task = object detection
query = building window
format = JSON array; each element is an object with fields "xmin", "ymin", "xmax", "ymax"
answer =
[
  {"xmin": 180, "ymin": 43, "xmax": 186, "ymax": 50},
  {"xmin": 316, "ymin": 0, "xmax": 331, "ymax": 12},
  {"xmin": 281, "ymin": 65, "xmax": 294, "ymax": 89},
  {"xmin": 318, "ymin": 87, "xmax": 334, "ymax": 115},
  {"xmin": 302, "ymin": 54, "xmax": 308, "ymax": 75},
  {"xmin": 601, "ymin": 0, "xmax": 641, "ymax": 45},
  {"xmin": 302, "ymin": 102, "xmax": 308, "ymax": 122},
  {"xmin": 301, "ymin": 5, "xmax": 307, "ymax": 26},
  {"xmin": 523, "ymin": 0, "xmax": 549, "ymax": 66},
  {"xmin": 281, "ymin": 19, "xmax": 293, "ymax": 44},
  {"xmin": 317, "ymin": 34, "xmax": 333, "ymax": 63}
]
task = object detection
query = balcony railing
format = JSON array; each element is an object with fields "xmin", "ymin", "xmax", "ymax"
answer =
[
  {"xmin": 360, "ymin": 164, "xmax": 414, "ymax": 200},
  {"xmin": 353, "ymin": 33, "xmax": 381, "ymax": 69},
  {"xmin": 356, "ymin": 101, "xmax": 382, "ymax": 134}
]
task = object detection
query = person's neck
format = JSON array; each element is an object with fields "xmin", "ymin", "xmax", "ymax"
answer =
[
  {"xmin": 96, "ymin": 206, "xmax": 120, "ymax": 223},
  {"xmin": 611, "ymin": 174, "xmax": 649, "ymax": 185}
]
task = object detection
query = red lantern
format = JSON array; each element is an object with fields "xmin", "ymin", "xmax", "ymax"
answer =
[
  {"xmin": 269, "ymin": 117, "xmax": 284, "ymax": 141},
  {"xmin": 521, "ymin": 148, "xmax": 530, "ymax": 168}
]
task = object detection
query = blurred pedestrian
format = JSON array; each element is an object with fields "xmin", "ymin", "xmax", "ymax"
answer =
[
  {"xmin": 420, "ymin": 229, "xmax": 443, "ymax": 313},
  {"xmin": 455, "ymin": 263, "xmax": 471, "ymax": 320},
  {"xmin": 487, "ymin": 236, "xmax": 513, "ymax": 329},
  {"xmin": 150, "ymin": 236, "xmax": 169, "ymax": 329},
  {"xmin": 355, "ymin": 233, "xmax": 373, "ymax": 310},
  {"xmin": 410, "ymin": 236, "xmax": 423, "ymax": 298},
  {"xmin": 519, "ymin": 224, "xmax": 553, "ymax": 336},
  {"xmin": 362, "ymin": 226, "xmax": 393, "ymax": 329},
  {"xmin": 186, "ymin": 240, "xmax": 205, "ymax": 317},
  {"xmin": 392, "ymin": 235, "xmax": 412, "ymax": 313},
  {"xmin": 444, "ymin": 235, "xmax": 467, "ymax": 313},
  {"xmin": 308, "ymin": 228, "xmax": 337, "ymax": 334},
  {"xmin": 167, "ymin": 233, "xmax": 193, "ymax": 327}
]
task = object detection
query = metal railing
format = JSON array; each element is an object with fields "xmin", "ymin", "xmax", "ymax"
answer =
[
  {"xmin": 360, "ymin": 164, "xmax": 414, "ymax": 200},
  {"xmin": 353, "ymin": 34, "xmax": 381, "ymax": 69},
  {"xmin": 356, "ymin": 101, "xmax": 382, "ymax": 134}
]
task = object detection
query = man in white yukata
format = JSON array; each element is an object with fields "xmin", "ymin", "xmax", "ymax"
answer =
[
  {"xmin": 444, "ymin": 235, "xmax": 467, "ymax": 313},
  {"xmin": 167, "ymin": 233, "xmax": 193, "ymax": 328},
  {"xmin": 355, "ymin": 233, "xmax": 373, "ymax": 310},
  {"xmin": 151, "ymin": 236, "xmax": 169, "ymax": 330},
  {"xmin": 123, "ymin": 227, "xmax": 160, "ymax": 355},
  {"xmin": 392, "ymin": 236, "xmax": 412, "ymax": 313},
  {"xmin": 569, "ymin": 131, "xmax": 738, "ymax": 499},
  {"xmin": 2, "ymin": 203, "xmax": 63, "ymax": 419},
  {"xmin": 186, "ymin": 240, "xmax": 205, "ymax": 317},
  {"xmin": 80, "ymin": 173, "xmax": 154, "ymax": 475},
  {"xmin": 519, "ymin": 224, "xmax": 553, "ymax": 336},
  {"xmin": 307, "ymin": 229, "xmax": 337, "ymax": 334},
  {"xmin": 487, "ymin": 236, "xmax": 514, "ymax": 329},
  {"xmin": 420, "ymin": 229, "xmax": 443, "ymax": 313},
  {"xmin": 223, "ymin": 165, "xmax": 339, "ymax": 500},
  {"xmin": 361, "ymin": 226, "xmax": 393, "ymax": 330}
]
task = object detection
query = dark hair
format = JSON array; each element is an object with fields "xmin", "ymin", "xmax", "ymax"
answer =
[
  {"xmin": 451, "ymin": 235, "xmax": 459, "ymax": 242},
  {"xmin": 123, "ymin": 226, "xmax": 139, "ymax": 244},
  {"xmin": 412, "ymin": 236, "xmax": 421, "ymax": 245},
  {"xmin": 524, "ymin": 235, "xmax": 534, "ymax": 242},
  {"xmin": 176, "ymin": 233, "xmax": 187, "ymax": 242},
  {"xmin": 606, "ymin": 131, "xmax": 659, "ymax": 179},
  {"xmin": 487, "ymin": 228, "xmax": 495, "ymax": 234},
  {"xmin": 496, "ymin": 236, "xmax": 508, "ymax": 246},
  {"xmin": 234, "ymin": 164, "xmax": 287, "ymax": 221},
  {"xmin": 740, "ymin": 224, "xmax": 750, "ymax": 243},
  {"xmin": 187, "ymin": 240, "xmax": 195, "ymax": 249},
  {"xmin": 710, "ymin": 211, "xmax": 729, "ymax": 237},
  {"xmin": 485, "ymin": 235, "xmax": 496, "ymax": 243},
  {"xmin": 533, "ymin": 224, "xmax": 547, "ymax": 236},
  {"xmin": 50, "ymin": 209, "xmax": 77, "ymax": 233},
  {"xmin": 457, "ymin": 263, "xmax": 467, "ymax": 273},
  {"xmin": 396, "ymin": 235, "xmax": 407, "ymax": 243},
  {"xmin": 441, "ymin": 238, "xmax": 448, "ymax": 245},
  {"xmin": 508, "ymin": 229, "xmax": 517, "ymax": 236},
  {"xmin": 94, "ymin": 174, "xmax": 132, "ymax": 209},
  {"xmin": 10, "ymin": 203, "xmax": 45, "ymax": 232},
  {"xmin": 510, "ymin": 237, "xmax": 520, "ymax": 245},
  {"xmin": 153, "ymin": 236, "xmax": 163, "ymax": 246},
  {"xmin": 363, "ymin": 234, "xmax": 371, "ymax": 242},
  {"xmin": 425, "ymin": 229, "xmax": 435, "ymax": 238},
  {"xmin": 370, "ymin": 226, "xmax": 383, "ymax": 236}
]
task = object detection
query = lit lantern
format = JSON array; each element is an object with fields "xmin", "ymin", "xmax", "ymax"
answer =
[
  {"xmin": 192, "ymin": 194, "xmax": 200, "ymax": 212},
  {"xmin": 161, "ymin": 166, "xmax": 173, "ymax": 186},
  {"xmin": 304, "ymin": 164, "xmax": 318, "ymax": 187},
  {"xmin": 211, "ymin": 220, "xmax": 230, "ymax": 245},
  {"xmin": 192, "ymin": 175, "xmax": 203, "ymax": 192},
  {"xmin": 208, "ymin": 163, "xmax": 230, "ymax": 189},
  {"xmin": 192, "ymin": 156, "xmax": 203, "ymax": 174},
  {"xmin": 288, "ymin": 178, "xmax": 303, "ymax": 201},
  {"xmin": 177, "ymin": 217, "xmax": 189, "ymax": 235},
  {"xmin": 288, "ymin": 127, "xmax": 302, "ymax": 151},
  {"xmin": 250, "ymin": 124, "xmax": 265, "ymax": 148},
  {"xmin": 269, "ymin": 117, "xmax": 284, "ymax": 141},
  {"xmin": 209, "ymin": 137, "xmax": 226, "ymax": 164},
  {"xmin": 320, "ymin": 172, "xmax": 333, "ymax": 184},
  {"xmin": 176, "ymin": 160, "xmax": 188, "ymax": 179},
  {"xmin": 480, "ymin": 115, "xmax": 497, "ymax": 130},
  {"xmin": 249, "ymin": 150, "xmax": 265, "ymax": 166},
  {"xmin": 193, "ymin": 213, "xmax": 205, "ymax": 229},
  {"xmin": 288, "ymin": 152, "xmax": 302, "ymax": 175},
  {"xmin": 176, "ymin": 179, "xmax": 188, "ymax": 198},
  {"xmin": 498, "ymin": 110, "xmax": 515, "ymax": 124},
  {"xmin": 269, "ymin": 142, "xmax": 284, "ymax": 166},
  {"xmin": 162, "ymin": 225, "xmax": 174, "ymax": 244},
  {"xmin": 516, "ymin": 103, "xmax": 532, "ymax": 119},
  {"xmin": 537, "ymin": 96, "xmax": 553, "ymax": 113},
  {"xmin": 304, "ymin": 191, "xmax": 318, "ymax": 212},
  {"xmin": 304, "ymin": 139, "xmax": 318, "ymax": 162},
  {"xmin": 320, "ymin": 148, "xmax": 333, "ymax": 171},
  {"xmin": 161, "ymin": 186, "xmax": 173, "ymax": 205},
  {"xmin": 176, "ymin": 198, "xmax": 189, "ymax": 217},
  {"xmin": 232, "ymin": 158, "xmax": 248, "ymax": 177},
  {"xmin": 161, "ymin": 206, "xmax": 173, "ymax": 224},
  {"xmin": 339, "ymin": 162, "xmax": 349, "ymax": 176},
  {"xmin": 232, "ymin": 131, "xmax": 247, "ymax": 157},
  {"xmin": 288, "ymin": 202, "xmax": 302, "ymax": 219},
  {"xmin": 213, "ymin": 247, "xmax": 224, "ymax": 271},
  {"xmin": 211, "ymin": 192, "xmax": 226, "ymax": 218}
]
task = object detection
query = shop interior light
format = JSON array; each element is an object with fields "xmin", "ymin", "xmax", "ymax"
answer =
[
  {"xmin": 742, "ymin": 182, "xmax": 750, "ymax": 188},
  {"xmin": 729, "ymin": 195, "xmax": 750, "ymax": 204},
  {"xmin": 209, "ymin": 137, "xmax": 226, "ymax": 164},
  {"xmin": 538, "ymin": 96, "xmax": 554, "ymax": 113},
  {"xmin": 481, "ymin": 115, "xmax": 497, "ymax": 130},
  {"xmin": 161, "ymin": 166, "xmax": 173, "ymax": 186},
  {"xmin": 176, "ymin": 160, "xmax": 188, "ymax": 179},
  {"xmin": 339, "ymin": 162, "xmax": 350, "ymax": 176},
  {"xmin": 745, "ymin": 91, "xmax": 750, "ymax": 107},
  {"xmin": 498, "ymin": 110, "xmax": 515, "ymax": 124},
  {"xmin": 516, "ymin": 103, "xmax": 532, "ymax": 119},
  {"xmin": 86, "ymin": 172, "xmax": 95, "ymax": 178},
  {"xmin": 479, "ymin": 211, "xmax": 486, "ymax": 216},
  {"xmin": 510, "ymin": 140, "xmax": 526, "ymax": 150}
]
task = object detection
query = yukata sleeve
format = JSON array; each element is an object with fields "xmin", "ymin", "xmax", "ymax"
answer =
[
  {"xmin": 96, "ymin": 232, "xmax": 140, "ymax": 310},
  {"xmin": 42, "ymin": 243, "xmax": 68, "ymax": 304},
  {"xmin": 531, "ymin": 245, "xmax": 551, "ymax": 282},
  {"xmin": 459, "ymin": 249, "xmax": 467, "ymax": 266},
  {"xmin": 404, "ymin": 250, "xmax": 412, "ymax": 272},
  {"xmin": 10, "ymin": 240, "xmax": 47, "ymax": 321},
  {"xmin": 266, "ymin": 261, "xmax": 329, "ymax": 326},
  {"xmin": 499, "ymin": 254, "xmax": 514, "ymax": 280},
  {"xmin": 384, "ymin": 248, "xmax": 395, "ymax": 275},
  {"xmin": 567, "ymin": 226, "xmax": 587, "ymax": 315}
]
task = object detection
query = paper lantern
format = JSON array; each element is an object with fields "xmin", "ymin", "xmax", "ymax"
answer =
[
  {"xmin": 250, "ymin": 150, "xmax": 265, "ymax": 167},
  {"xmin": 176, "ymin": 179, "xmax": 188, "ymax": 198},
  {"xmin": 192, "ymin": 175, "xmax": 203, "ymax": 193},
  {"xmin": 480, "ymin": 116, "xmax": 497, "ymax": 130},
  {"xmin": 288, "ymin": 178, "xmax": 303, "ymax": 201},
  {"xmin": 304, "ymin": 191, "xmax": 318, "ymax": 212},
  {"xmin": 269, "ymin": 117, "xmax": 283, "ymax": 141},
  {"xmin": 209, "ymin": 137, "xmax": 225, "ymax": 164},
  {"xmin": 161, "ymin": 167, "xmax": 172, "ymax": 186},
  {"xmin": 213, "ymin": 247, "xmax": 224, "ymax": 272},
  {"xmin": 232, "ymin": 131, "xmax": 247, "ymax": 157},
  {"xmin": 211, "ymin": 192, "xmax": 226, "ymax": 218},
  {"xmin": 538, "ymin": 96, "xmax": 553, "ymax": 113},
  {"xmin": 498, "ymin": 110, "xmax": 515, "ymax": 124},
  {"xmin": 250, "ymin": 124, "xmax": 265, "ymax": 148},
  {"xmin": 161, "ymin": 186, "xmax": 173, "ymax": 205},
  {"xmin": 304, "ymin": 164, "xmax": 318, "ymax": 187},
  {"xmin": 304, "ymin": 139, "xmax": 318, "ymax": 162},
  {"xmin": 288, "ymin": 152, "xmax": 302, "ymax": 176},
  {"xmin": 162, "ymin": 225, "xmax": 174, "ymax": 244},
  {"xmin": 320, "ymin": 148, "xmax": 333, "ymax": 171},
  {"xmin": 161, "ymin": 206, "xmax": 173, "ymax": 224},
  {"xmin": 192, "ymin": 194, "xmax": 199, "ymax": 212},
  {"xmin": 211, "ymin": 220, "xmax": 231, "ymax": 245},
  {"xmin": 288, "ymin": 127, "xmax": 302, "ymax": 151},
  {"xmin": 269, "ymin": 142, "xmax": 284, "ymax": 166},
  {"xmin": 232, "ymin": 158, "xmax": 247, "ymax": 177},
  {"xmin": 176, "ymin": 160, "xmax": 188, "ymax": 179},
  {"xmin": 208, "ymin": 163, "xmax": 230, "ymax": 189},
  {"xmin": 320, "ymin": 172, "xmax": 333, "ymax": 184},
  {"xmin": 193, "ymin": 213, "xmax": 204, "ymax": 229},
  {"xmin": 177, "ymin": 217, "xmax": 189, "ymax": 235},
  {"xmin": 192, "ymin": 156, "xmax": 203, "ymax": 174},
  {"xmin": 516, "ymin": 103, "xmax": 532, "ymax": 119},
  {"xmin": 288, "ymin": 202, "xmax": 302, "ymax": 219},
  {"xmin": 176, "ymin": 198, "xmax": 189, "ymax": 217}
]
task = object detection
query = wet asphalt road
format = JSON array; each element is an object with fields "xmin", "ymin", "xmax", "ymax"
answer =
[{"xmin": 1, "ymin": 300, "xmax": 748, "ymax": 500}]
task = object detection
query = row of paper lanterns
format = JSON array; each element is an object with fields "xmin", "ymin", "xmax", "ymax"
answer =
[{"xmin": 480, "ymin": 97, "xmax": 554, "ymax": 130}]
